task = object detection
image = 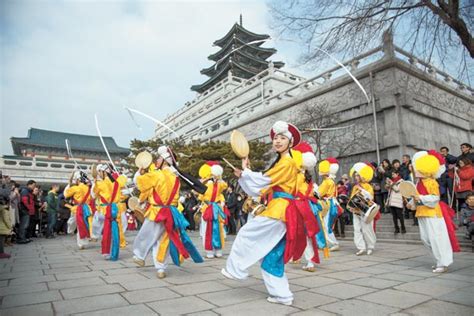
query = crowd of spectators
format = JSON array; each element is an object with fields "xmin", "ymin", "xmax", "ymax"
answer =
[{"xmin": 0, "ymin": 175, "xmax": 72, "ymax": 258}]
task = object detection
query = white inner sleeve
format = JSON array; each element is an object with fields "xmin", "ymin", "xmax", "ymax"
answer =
[
  {"xmin": 359, "ymin": 188, "xmax": 373, "ymax": 200},
  {"xmin": 419, "ymin": 194, "xmax": 440, "ymax": 208},
  {"xmin": 238, "ymin": 168, "xmax": 271, "ymax": 197},
  {"xmin": 133, "ymin": 171, "xmax": 140, "ymax": 185}
]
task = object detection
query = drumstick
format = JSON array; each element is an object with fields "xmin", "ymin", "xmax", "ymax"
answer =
[{"xmin": 222, "ymin": 158, "xmax": 237, "ymax": 171}]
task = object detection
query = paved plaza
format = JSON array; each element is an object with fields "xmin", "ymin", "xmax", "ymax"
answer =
[{"xmin": 0, "ymin": 232, "xmax": 473, "ymax": 316}]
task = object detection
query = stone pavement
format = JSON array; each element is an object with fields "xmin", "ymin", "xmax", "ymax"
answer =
[{"xmin": 0, "ymin": 231, "xmax": 473, "ymax": 316}]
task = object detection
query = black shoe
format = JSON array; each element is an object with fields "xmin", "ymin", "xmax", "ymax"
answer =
[
  {"xmin": 394, "ymin": 229, "xmax": 400, "ymax": 234},
  {"xmin": 401, "ymin": 228, "xmax": 406, "ymax": 234}
]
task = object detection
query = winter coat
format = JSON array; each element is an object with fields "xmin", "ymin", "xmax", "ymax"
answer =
[
  {"xmin": 453, "ymin": 165, "xmax": 474, "ymax": 193},
  {"xmin": 0, "ymin": 205, "xmax": 12, "ymax": 235},
  {"xmin": 387, "ymin": 180, "xmax": 404, "ymax": 208}
]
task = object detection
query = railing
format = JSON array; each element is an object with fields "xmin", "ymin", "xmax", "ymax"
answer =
[
  {"xmin": 158, "ymin": 66, "xmax": 307, "ymax": 134},
  {"xmin": 0, "ymin": 157, "xmax": 92, "ymax": 171},
  {"xmin": 394, "ymin": 47, "xmax": 474, "ymax": 96}
]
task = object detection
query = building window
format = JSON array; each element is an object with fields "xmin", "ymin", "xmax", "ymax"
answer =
[{"xmin": 222, "ymin": 119, "xmax": 229, "ymax": 126}]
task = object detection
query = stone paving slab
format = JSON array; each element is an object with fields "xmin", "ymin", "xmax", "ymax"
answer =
[
  {"xmin": 197, "ymin": 288, "xmax": 266, "ymax": 307},
  {"xmin": 0, "ymin": 232, "xmax": 472, "ymax": 315},
  {"xmin": 348, "ymin": 276, "xmax": 403, "ymax": 289},
  {"xmin": 48, "ymin": 276, "xmax": 106, "ymax": 290},
  {"xmin": 171, "ymin": 280, "xmax": 232, "ymax": 296},
  {"xmin": 0, "ymin": 302, "xmax": 54, "ymax": 316},
  {"xmin": 403, "ymin": 299, "xmax": 474, "ymax": 316},
  {"xmin": 75, "ymin": 304, "xmax": 158, "ymax": 316},
  {"xmin": 147, "ymin": 296, "xmax": 216, "ymax": 315},
  {"xmin": 121, "ymin": 287, "xmax": 180, "ymax": 304},
  {"xmin": 212, "ymin": 298, "xmax": 299, "ymax": 315},
  {"xmin": 438, "ymin": 289, "xmax": 474, "ymax": 307},
  {"xmin": 52, "ymin": 293, "xmax": 129, "ymax": 315},
  {"xmin": 0, "ymin": 282, "xmax": 48, "ymax": 296},
  {"xmin": 318, "ymin": 298, "xmax": 400, "ymax": 315},
  {"xmin": 291, "ymin": 290, "xmax": 339, "ymax": 309},
  {"xmin": 310, "ymin": 282, "xmax": 376, "ymax": 299},
  {"xmin": 359, "ymin": 288, "xmax": 431, "ymax": 309},
  {"xmin": 61, "ymin": 284, "xmax": 125, "ymax": 299},
  {"xmin": 2, "ymin": 289, "xmax": 62, "ymax": 308}
]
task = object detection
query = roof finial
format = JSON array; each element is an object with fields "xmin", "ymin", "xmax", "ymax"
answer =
[{"xmin": 240, "ymin": 14, "xmax": 243, "ymax": 26}]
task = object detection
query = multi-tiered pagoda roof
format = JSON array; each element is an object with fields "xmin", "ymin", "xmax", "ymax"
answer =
[{"xmin": 191, "ymin": 21, "xmax": 284, "ymax": 93}]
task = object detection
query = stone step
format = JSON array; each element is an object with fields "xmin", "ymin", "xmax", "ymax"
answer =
[
  {"xmin": 340, "ymin": 232, "xmax": 473, "ymax": 252},
  {"xmin": 344, "ymin": 225, "xmax": 419, "ymax": 233}
]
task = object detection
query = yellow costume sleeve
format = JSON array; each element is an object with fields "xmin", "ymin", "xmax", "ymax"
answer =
[
  {"xmin": 116, "ymin": 175, "xmax": 127, "ymax": 187},
  {"xmin": 64, "ymin": 185, "xmax": 78, "ymax": 199},
  {"xmin": 362, "ymin": 183, "xmax": 374, "ymax": 198},
  {"xmin": 318, "ymin": 178, "xmax": 331, "ymax": 198},
  {"xmin": 137, "ymin": 172, "xmax": 159, "ymax": 202}
]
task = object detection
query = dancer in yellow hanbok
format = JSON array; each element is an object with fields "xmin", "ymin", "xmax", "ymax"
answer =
[
  {"xmin": 64, "ymin": 171, "xmax": 93, "ymax": 250},
  {"xmin": 132, "ymin": 146, "xmax": 203, "ymax": 278},
  {"xmin": 197, "ymin": 162, "xmax": 228, "ymax": 259}
]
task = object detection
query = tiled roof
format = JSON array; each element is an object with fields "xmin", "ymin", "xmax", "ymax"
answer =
[{"xmin": 11, "ymin": 128, "xmax": 129, "ymax": 155}]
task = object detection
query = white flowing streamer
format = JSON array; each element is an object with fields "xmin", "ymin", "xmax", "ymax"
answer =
[
  {"xmin": 94, "ymin": 114, "xmax": 118, "ymax": 172},
  {"xmin": 124, "ymin": 107, "xmax": 179, "ymax": 139},
  {"xmin": 65, "ymin": 139, "xmax": 85, "ymax": 170}
]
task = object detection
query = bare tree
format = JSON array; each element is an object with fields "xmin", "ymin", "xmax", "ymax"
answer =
[
  {"xmin": 269, "ymin": 0, "xmax": 473, "ymax": 83},
  {"xmin": 296, "ymin": 102, "xmax": 371, "ymax": 161}
]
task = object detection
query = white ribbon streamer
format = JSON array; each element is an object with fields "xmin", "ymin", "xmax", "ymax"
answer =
[
  {"xmin": 124, "ymin": 106, "xmax": 179, "ymax": 139},
  {"xmin": 94, "ymin": 114, "xmax": 118, "ymax": 172}
]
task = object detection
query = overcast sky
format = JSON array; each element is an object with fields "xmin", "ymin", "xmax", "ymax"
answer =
[{"xmin": 1, "ymin": 0, "xmax": 310, "ymax": 155}]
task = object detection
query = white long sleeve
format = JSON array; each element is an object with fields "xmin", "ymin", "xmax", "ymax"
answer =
[
  {"xmin": 419, "ymin": 194, "xmax": 440, "ymax": 208},
  {"xmin": 238, "ymin": 168, "xmax": 271, "ymax": 197}
]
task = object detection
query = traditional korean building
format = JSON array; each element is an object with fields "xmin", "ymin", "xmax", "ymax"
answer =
[
  {"xmin": 1, "ymin": 128, "xmax": 129, "ymax": 185},
  {"xmin": 191, "ymin": 20, "xmax": 284, "ymax": 93},
  {"xmin": 156, "ymin": 19, "xmax": 306, "ymax": 141}
]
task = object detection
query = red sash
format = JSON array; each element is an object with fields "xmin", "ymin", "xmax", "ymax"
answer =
[
  {"xmin": 153, "ymin": 178, "xmax": 190, "ymax": 259},
  {"xmin": 101, "ymin": 181, "xmax": 119, "ymax": 255},
  {"xmin": 273, "ymin": 185, "xmax": 319, "ymax": 264},
  {"xmin": 74, "ymin": 187, "xmax": 91, "ymax": 239},
  {"xmin": 202, "ymin": 182, "xmax": 219, "ymax": 251},
  {"xmin": 294, "ymin": 181, "xmax": 320, "ymax": 264},
  {"xmin": 417, "ymin": 180, "xmax": 460, "ymax": 252}
]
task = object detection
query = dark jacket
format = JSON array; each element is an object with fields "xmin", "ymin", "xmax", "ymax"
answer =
[
  {"xmin": 46, "ymin": 191, "xmax": 58, "ymax": 213},
  {"xmin": 20, "ymin": 187, "xmax": 35, "ymax": 216},
  {"xmin": 399, "ymin": 163, "xmax": 410, "ymax": 180},
  {"xmin": 225, "ymin": 192, "xmax": 238, "ymax": 211}
]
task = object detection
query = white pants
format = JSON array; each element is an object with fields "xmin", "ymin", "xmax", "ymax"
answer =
[
  {"xmin": 133, "ymin": 219, "xmax": 169, "ymax": 271},
  {"xmin": 418, "ymin": 217, "xmax": 453, "ymax": 267},
  {"xmin": 121, "ymin": 212, "xmax": 127, "ymax": 234},
  {"xmin": 225, "ymin": 216, "xmax": 293, "ymax": 302},
  {"xmin": 67, "ymin": 216, "xmax": 89, "ymax": 248},
  {"xmin": 353, "ymin": 215, "xmax": 376, "ymax": 251},
  {"xmin": 91, "ymin": 212, "xmax": 104, "ymax": 239},
  {"xmin": 324, "ymin": 214, "xmax": 339, "ymax": 246},
  {"xmin": 200, "ymin": 219, "xmax": 226, "ymax": 257},
  {"xmin": 304, "ymin": 238, "xmax": 317, "ymax": 267}
]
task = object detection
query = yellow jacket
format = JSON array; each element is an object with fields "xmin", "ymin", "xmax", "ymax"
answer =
[
  {"xmin": 94, "ymin": 176, "xmax": 127, "ymax": 215},
  {"xmin": 136, "ymin": 168, "xmax": 180, "ymax": 221},
  {"xmin": 350, "ymin": 182, "xmax": 374, "ymax": 199},
  {"xmin": 416, "ymin": 178, "xmax": 442, "ymax": 218},
  {"xmin": 259, "ymin": 155, "xmax": 299, "ymax": 222},
  {"xmin": 65, "ymin": 183, "xmax": 93, "ymax": 215},
  {"xmin": 318, "ymin": 177, "xmax": 337, "ymax": 198},
  {"xmin": 198, "ymin": 180, "xmax": 228, "ymax": 204}
]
